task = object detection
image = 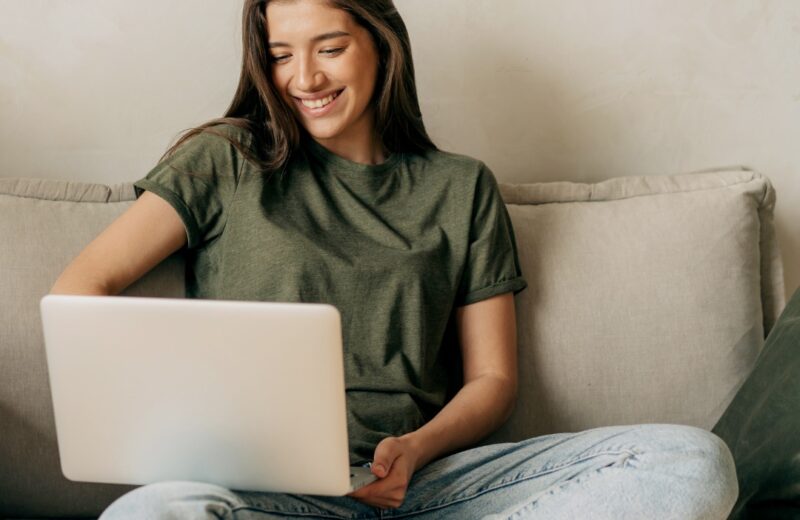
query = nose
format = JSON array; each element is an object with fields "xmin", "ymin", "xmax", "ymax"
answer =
[{"xmin": 295, "ymin": 53, "xmax": 324, "ymax": 92}]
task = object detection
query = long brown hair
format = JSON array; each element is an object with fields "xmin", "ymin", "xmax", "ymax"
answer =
[{"xmin": 160, "ymin": 0, "xmax": 437, "ymax": 173}]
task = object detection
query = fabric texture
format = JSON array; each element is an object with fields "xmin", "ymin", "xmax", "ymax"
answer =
[
  {"xmin": 712, "ymin": 286, "xmax": 800, "ymax": 520},
  {"xmin": 132, "ymin": 125, "xmax": 528, "ymax": 464},
  {"xmin": 483, "ymin": 168, "xmax": 785, "ymax": 447},
  {"xmin": 100, "ymin": 423, "xmax": 737, "ymax": 519}
]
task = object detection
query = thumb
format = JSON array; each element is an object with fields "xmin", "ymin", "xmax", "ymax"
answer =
[{"xmin": 371, "ymin": 437, "xmax": 401, "ymax": 478}]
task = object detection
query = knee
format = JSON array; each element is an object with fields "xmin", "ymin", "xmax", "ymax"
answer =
[
  {"xmin": 642, "ymin": 424, "xmax": 739, "ymax": 516},
  {"xmin": 689, "ymin": 427, "xmax": 739, "ymax": 514},
  {"xmin": 99, "ymin": 480, "xmax": 241, "ymax": 520}
]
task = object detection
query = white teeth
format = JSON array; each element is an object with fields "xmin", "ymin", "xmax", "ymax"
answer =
[{"xmin": 301, "ymin": 91, "xmax": 339, "ymax": 109}]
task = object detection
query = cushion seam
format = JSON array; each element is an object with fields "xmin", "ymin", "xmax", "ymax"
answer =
[{"xmin": 501, "ymin": 171, "xmax": 765, "ymax": 206}]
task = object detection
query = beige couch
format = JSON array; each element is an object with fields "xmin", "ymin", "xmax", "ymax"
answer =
[{"xmin": 0, "ymin": 168, "xmax": 785, "ymax": 519}]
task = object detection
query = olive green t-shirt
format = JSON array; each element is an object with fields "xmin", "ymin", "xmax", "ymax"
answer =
[{"xmin": 133, "ymin": 124, "xmax": 527, "ymax": 464}]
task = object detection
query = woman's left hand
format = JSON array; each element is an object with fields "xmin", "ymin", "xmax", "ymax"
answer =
[{"xmin": 346, "ymin": 435, "xmax": 420, "ymax": 510}]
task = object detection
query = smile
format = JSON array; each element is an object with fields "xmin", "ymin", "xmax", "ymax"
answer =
[
  {"xmin": 300, "ymin": 90, "xmax": 342, "ymax": 108},
  {"xmin": 293, "ymin": 89, "xmax": 344, "ymax": 117}
]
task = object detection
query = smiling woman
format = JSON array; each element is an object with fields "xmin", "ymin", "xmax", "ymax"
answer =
[
  {"xmin": 79, "ymin": 0, "xmax": 739, "ymax": 518},
  {"xmin": 149, "ymin": 0, "xmax": 435, "ymax": 178},
  {"xmin": 266, "ymin": 1, "xmax": 381, "ymax": 162}
]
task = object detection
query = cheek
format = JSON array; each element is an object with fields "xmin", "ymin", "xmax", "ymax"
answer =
[
  {"xmin": 360, "ymin": 53, "xmax": 380, "ymax": 96},
  {"xmin": 270, "ymin": 68, "xmax": 287, "ymax": 91},
  {"xmin": 272, "ymin": 72, "xmax": 295, "ymax": 106},
  {"xmin": 347, "ymin": 56, "xmax": 379, "ymax": 101}
]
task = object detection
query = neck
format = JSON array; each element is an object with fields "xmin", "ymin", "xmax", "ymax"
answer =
[
  {"xmin": 312, "ymin": 110, "xmax": 387, "ymax": 165},
  {"xmin": 319, "ymin": 137, "xmax": 386, "ymax": 165}
]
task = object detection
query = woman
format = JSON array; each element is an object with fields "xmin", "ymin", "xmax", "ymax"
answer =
[{"xmin": 53, "ymin": 0, "xmax": 739, "ymax": 517}]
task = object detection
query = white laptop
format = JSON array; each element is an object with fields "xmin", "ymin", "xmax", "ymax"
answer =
[{"xmin": 39, "ymin": 294, "xmax": 377, "ymax": 495}]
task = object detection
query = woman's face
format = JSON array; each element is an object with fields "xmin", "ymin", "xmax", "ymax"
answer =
[{"xmin": 266, "ymin": 0, "xmax": 380, "ymax": 147}]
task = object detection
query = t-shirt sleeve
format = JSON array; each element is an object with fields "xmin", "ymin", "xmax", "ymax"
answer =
[
  {"xmin": 132, "ymin": 126, "xmax": 247, "ymax": 249},
  {"xmin": 456, "ymin": 162, "xmax": 528, "ymax": 306}
]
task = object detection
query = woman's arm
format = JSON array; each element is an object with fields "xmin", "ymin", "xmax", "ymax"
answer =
[
  {"xmin": 50, "ymin": 191, "xmax": 187, "ymax": 296},
  {"xmin": 404, "ymin": 291, "xmax": 519, "ymax": 469},
  {"xmin": 348, "ymin": 291, "xmax": 518, "ymax": 508}
]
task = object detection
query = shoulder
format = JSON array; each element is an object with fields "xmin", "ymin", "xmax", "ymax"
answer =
[
  {"xmin": 410, "ymin": 148, "xmax": 499, "ymax": 193},
  {"xmin": 416, "ymin": 148, "xmax": 484, "ymax": 172},
  {"xmin": 164, "ymin": 122, "xmax": 256, "ymax": 167},
  {"xmin": 203, "ymin": 122, "xmax": 254, "ymax": 141},
  {"xmin": 154, "ymin": 123, "xmax": 259, "ymax": 183},
  {"xmin": 181, "ymin": 122, "xmax": 254, "ymax": 151},
  {"xmin": 409, "ymin": 148, "xmax": 491, "ymax": 182}
]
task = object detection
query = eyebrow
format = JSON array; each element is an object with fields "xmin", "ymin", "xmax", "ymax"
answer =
[{"xmin": 268, "ymin": 31, "xmax": 351, "ymax": 49}]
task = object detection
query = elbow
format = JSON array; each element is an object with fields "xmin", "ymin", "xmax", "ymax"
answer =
[
  {"xmin": 502, "ymin": 381, "xmax": 518, "ymax": 424},
  {"xmin": 487, "ymin": 374, "xmax": 517, "ymax": 424}
]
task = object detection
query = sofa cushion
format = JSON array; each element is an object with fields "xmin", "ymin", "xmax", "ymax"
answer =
[
  {"xmin": 0, "ymin": 178, "xmax": 184, "ymax": 518},
  {"xmin": 483, "ymin": 167, "xmax": 784, "ymax": 445}
]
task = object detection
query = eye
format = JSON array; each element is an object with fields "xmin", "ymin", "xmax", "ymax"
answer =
[
  {"xmin": 270, "ymin": 54, "xmax": 290, "ymax": 64},
  {"xmin": 321, "ymin": 47, "xmax": 345, "ymax": 56}
]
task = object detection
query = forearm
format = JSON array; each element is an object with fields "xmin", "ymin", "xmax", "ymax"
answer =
[
  {"xmin": 50, "ymin": 268, "xmax": 110, "ymax": 295},
  {"xmin": 49, "ymin": 250, "xmax": 112, "ymax": 295},
  {"xmin": 401, "ymin": 374, "xmax": 516, "ymax": 471}
]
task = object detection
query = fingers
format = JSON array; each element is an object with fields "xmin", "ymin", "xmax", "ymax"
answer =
[
  {"xmin": 347, "ymin": 459, "xmax": 407, "ymax": 509},
  {"xmin": 346, "ymin": 436, "xmax": 415, "ymax": 509},
  {"xmin": 348, "ymin": 479, "xmax": 405, "ymax": 509},
  {"xmin": 372, "ymin": 437, "xmax": 403, "ymax": 478}
]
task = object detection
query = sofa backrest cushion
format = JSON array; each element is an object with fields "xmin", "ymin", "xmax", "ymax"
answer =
[{"xmin": 484, "ymin": 167, "xmax": 784, "ymax": 445}]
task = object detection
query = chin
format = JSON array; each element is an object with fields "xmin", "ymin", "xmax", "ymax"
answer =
[{"xmin": 303, "ymin": 124, "xmax": 346, "ymax": 141}]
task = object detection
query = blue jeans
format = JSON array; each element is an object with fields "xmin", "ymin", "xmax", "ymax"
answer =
[{"xmin": 99, "ymin": 423, "xmax": 737, "ymax": 519}]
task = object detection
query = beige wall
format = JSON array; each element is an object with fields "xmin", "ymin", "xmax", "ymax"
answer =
[{"xmin": 1, "ymin": 0, "xmax": 798, "ymax": 296}]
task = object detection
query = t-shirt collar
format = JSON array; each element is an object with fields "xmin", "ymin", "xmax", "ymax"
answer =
[{"xmin": 303, "ymin": 136, "xmax": 402, "ymax": 177}]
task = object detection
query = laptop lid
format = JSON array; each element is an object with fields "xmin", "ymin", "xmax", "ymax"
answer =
[{"xmin": 39, "ymin": 294, "xmax": 358, "ymax": 495}]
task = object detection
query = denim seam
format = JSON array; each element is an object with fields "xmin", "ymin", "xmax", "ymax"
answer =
[
  {"xmin": 382, "ymin": 448, "xmax": 640, "ymax": 519},
  {"xmin": 506, "ymin": 451, "xmax": 639, "ymax": 519},
  {"xmin": 231, "ymin": 504, "xmax": 377, "ymax": 520}
]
